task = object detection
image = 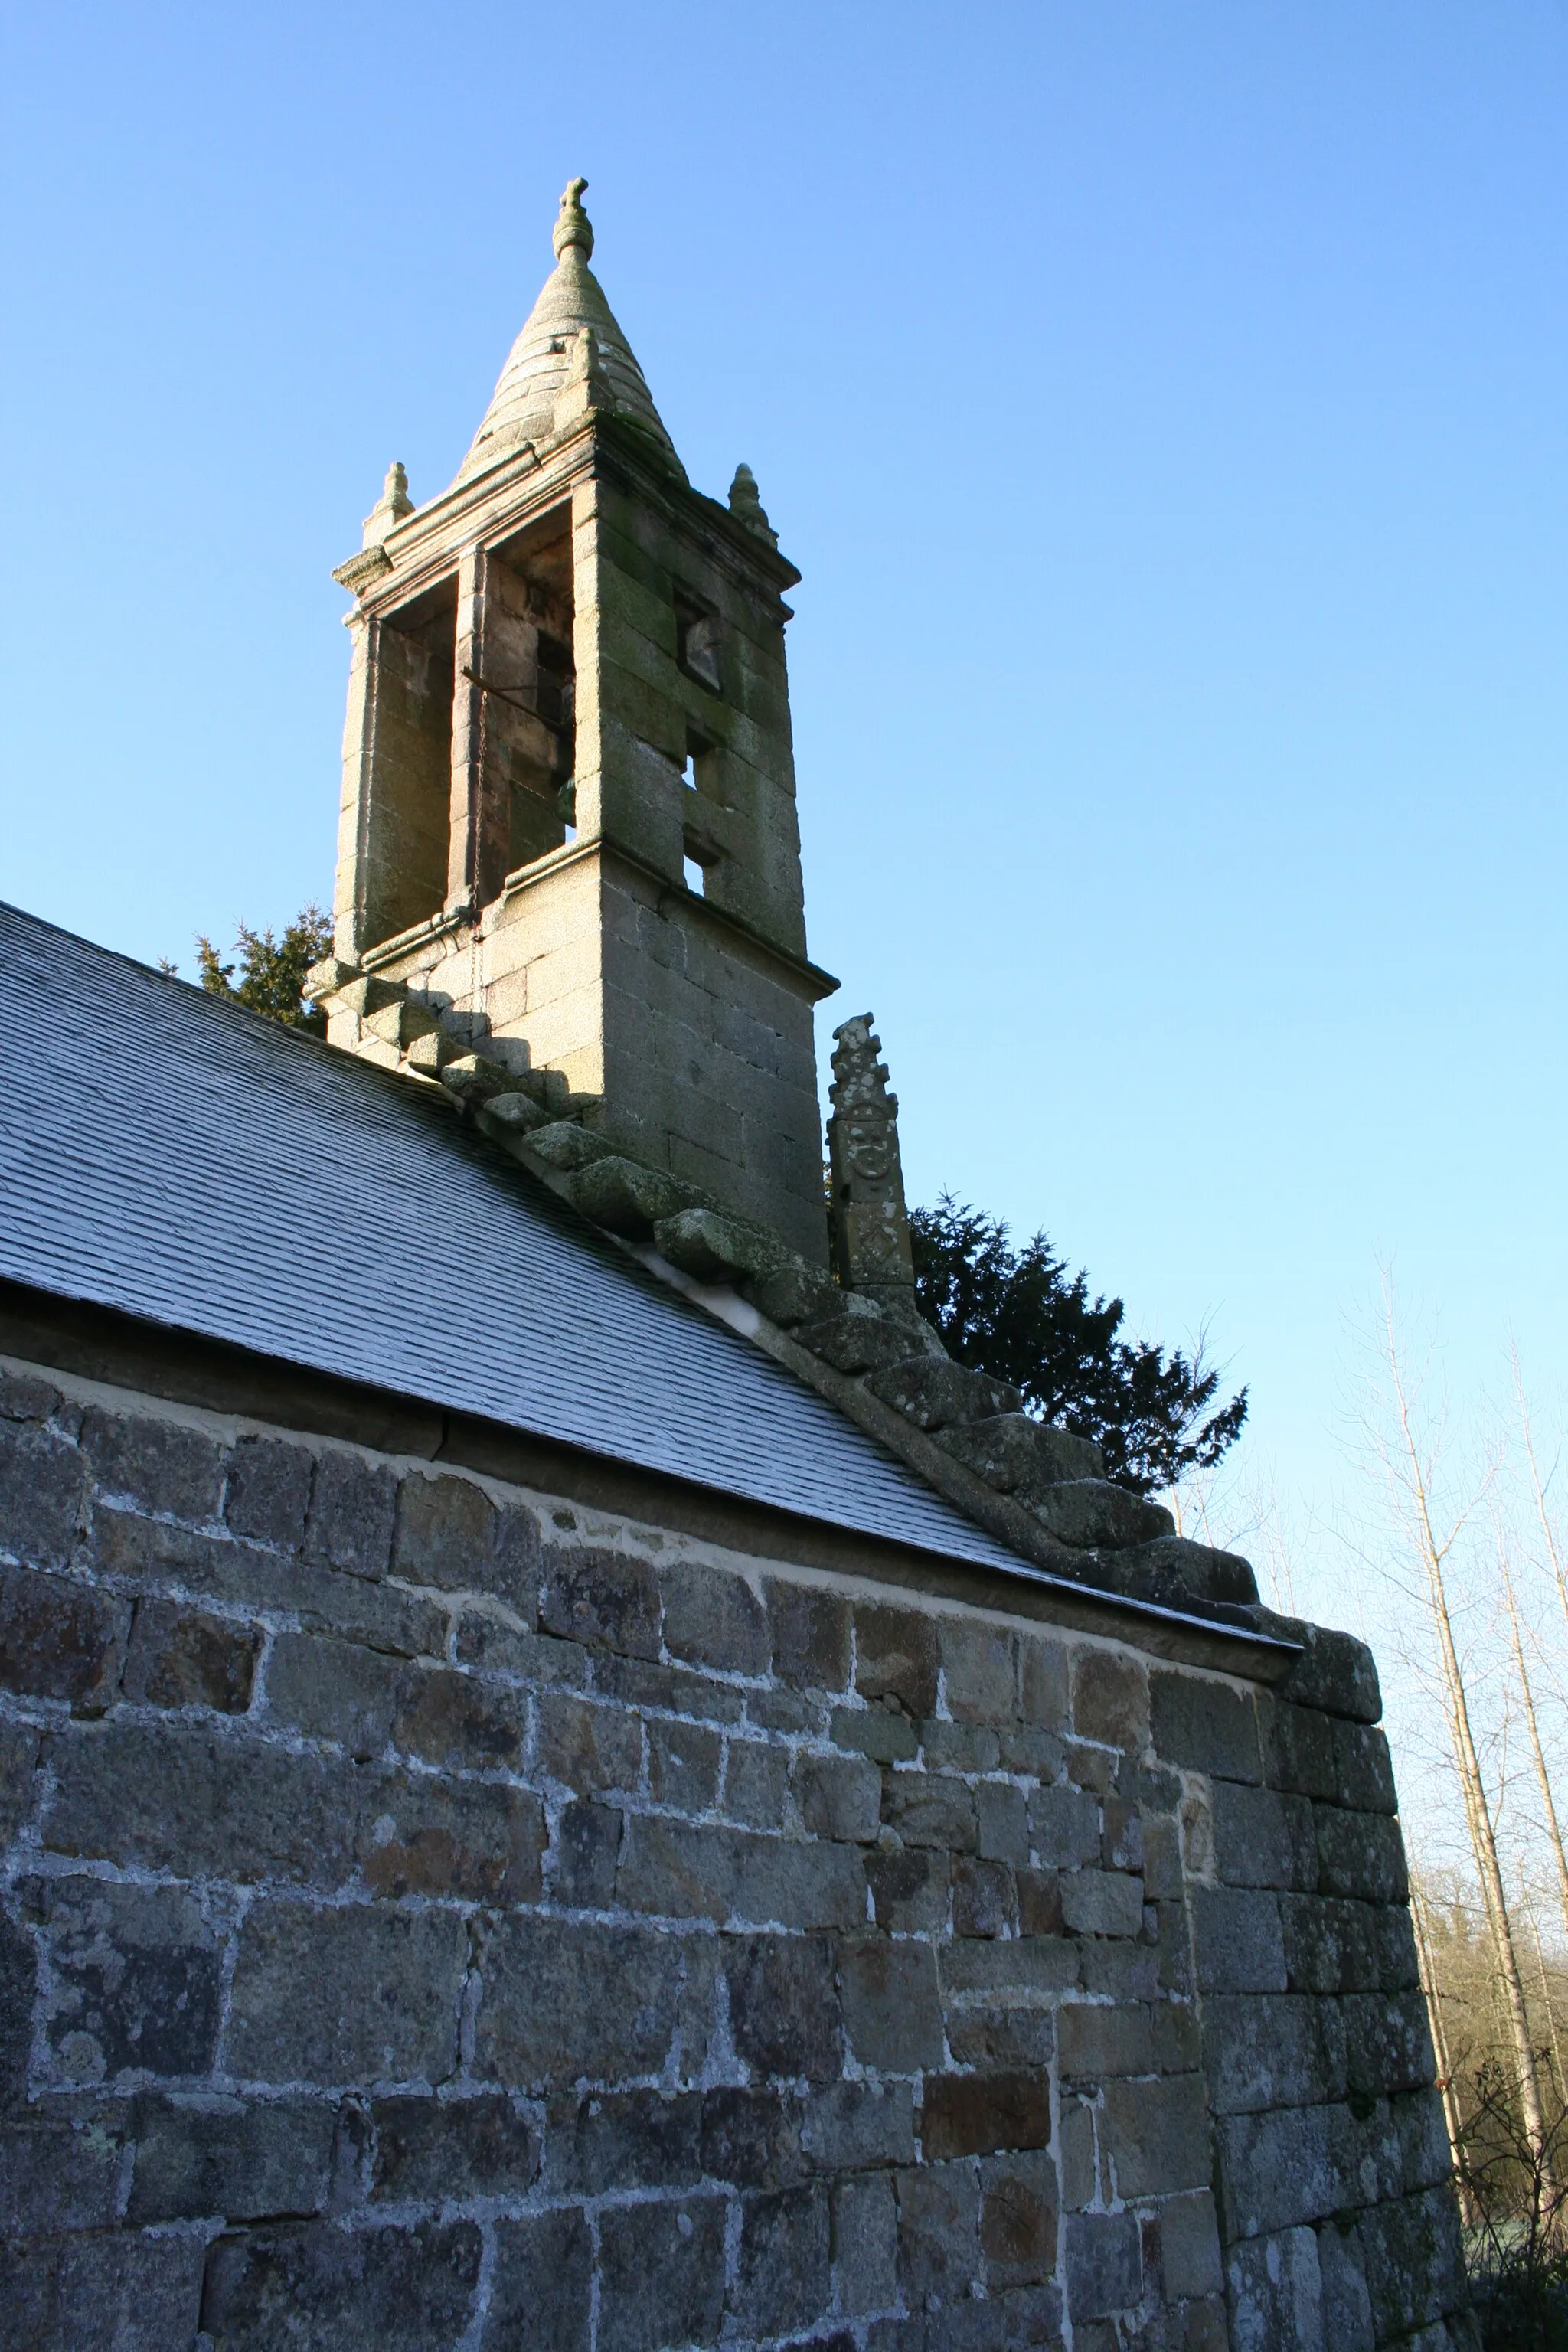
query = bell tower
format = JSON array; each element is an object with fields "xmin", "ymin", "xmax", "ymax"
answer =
[{"xmin": 312, "ymin": 180, "xmax": 835, "ymax": 1262}]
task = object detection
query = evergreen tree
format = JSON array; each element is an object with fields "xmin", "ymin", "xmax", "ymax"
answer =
[
  {"xmin": 910, "ymin": 1194, "xmax": 1247, "ymax": 1496},
  {"xmin": 177, "ymin": 906, "xmax": 333, "ymax": 1035}
]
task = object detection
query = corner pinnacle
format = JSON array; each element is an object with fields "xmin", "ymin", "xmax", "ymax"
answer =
[{"xmin": 554, "ymin": 177, "xmax": 593, "ymax": 261}]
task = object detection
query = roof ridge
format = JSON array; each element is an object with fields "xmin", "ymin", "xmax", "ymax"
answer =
[{"xmin": 381, "ymin": 1017, "xmax": 1263, "ymax": 1631}]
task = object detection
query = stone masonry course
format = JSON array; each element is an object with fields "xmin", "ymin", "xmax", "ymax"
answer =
[{"xmin": 0, "ymin": 1358, "xmax": 1473, "ymax": 2350}]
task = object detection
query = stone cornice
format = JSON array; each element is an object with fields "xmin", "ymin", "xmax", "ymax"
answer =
[{"xmin": 335, "ymin": 412, "xmax": 799, "ymax": 625}]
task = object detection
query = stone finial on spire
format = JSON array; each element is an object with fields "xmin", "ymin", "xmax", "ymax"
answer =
[
  {"xmin": 553, "ymin": 177, "xmax": 594, "ymax": 261},
  {"xmin": 359, "ymin": 460, "xmax": 415, "ymax": 550},
  {"xmin": 729, "ymin": 463, "xmax": 779, "ymax": 550},
  {"xmin": 826, "ymin": 1014, "xmax": 916, "ymax": 1302}
]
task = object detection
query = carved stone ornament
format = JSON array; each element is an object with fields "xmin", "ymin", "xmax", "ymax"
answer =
[{"xmin": 826, "ymin": 1012, "xmax": 916, "ymax": 1296}]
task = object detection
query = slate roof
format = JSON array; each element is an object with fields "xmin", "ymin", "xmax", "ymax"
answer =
[{"xmin": 0, "ymin": 900, "xmax": 1033, "ymax": 1576}]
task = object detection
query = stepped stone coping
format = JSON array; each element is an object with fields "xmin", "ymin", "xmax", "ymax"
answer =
[{"xmin": 300, "ymin": 978, "xmax": 1266, "ymax": 1633}]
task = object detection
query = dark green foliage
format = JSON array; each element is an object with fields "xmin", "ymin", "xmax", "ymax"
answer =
[
  {"xmin": 1462, "ymin": 2056, "xmax": 1568, "ymax": 2350},
  {"xmin": 188, "ymin": 906, "xmax": 333, "ymax": 1036},
  {"xmin": 910, "ymin": 1194, "xmax": 1247, "ymax": 1495}
]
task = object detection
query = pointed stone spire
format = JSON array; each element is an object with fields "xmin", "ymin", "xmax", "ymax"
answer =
[
  {"xmin": 826, "ymin": 1014, "xmax": 916, "ymax": 1302},
  {"xmin": 729, "ymin": 463, "xmax": 778, "ymax": 549},
  {"xmin": 458, "ymin": 177, "xmax": 678, "ymax": 481}
]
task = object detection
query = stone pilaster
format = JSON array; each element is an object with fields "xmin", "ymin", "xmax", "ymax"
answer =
[
  {"xmin": 448, "ymin": 543, "xmax": 508, "ymax": 915},
  {"xmin": 333, "ymin": 609, "xmax": 378, "ymax": 964}
]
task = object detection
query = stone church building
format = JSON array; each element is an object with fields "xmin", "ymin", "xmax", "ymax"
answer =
[{"xmin": 0, "ymin": 184, "xmax": 1473, "ymax": 2349}]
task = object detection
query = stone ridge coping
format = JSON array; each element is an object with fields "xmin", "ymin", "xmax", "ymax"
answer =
[
  {"xmin": 625, "ymin": 1239, "xmax": 1300, "ymax": 1682},
  {"xmin": 0, "ymin": 1300, "xmax": 1301, "ymax": 1688},
  {"xmin": 457, "ymin": 1098, "xmax": 1269, "ymax": 1628},
  {"xmin": 275, "ymin": 1009, "xmax": 1285, "ymax": 1651}
]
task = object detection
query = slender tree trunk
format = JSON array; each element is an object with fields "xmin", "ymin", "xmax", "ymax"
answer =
[
  {"xmin": 1386, "ymin": 1343, "xmax": 1556, "ymax": 2188},
  {"xmin": 1517, "ymin": 1374, "xmax": 1568, "ymax": 1658},
  {"xmin": 1524, "ymin": 1892, "xmax": 1567, "ymax": 2100},
  {"xmin": 1499, "ymin": 1549, "xmax": 1568, "ymax": 1952},
  {"xmin": 1413, "ymin": 1877, "xmax": 1475, "ymax": 2221}
]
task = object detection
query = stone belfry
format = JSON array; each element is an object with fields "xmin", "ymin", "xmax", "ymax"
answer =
[{"xmin": 313, "ymin": 179, "xmax": 835, "ymax": 1261}]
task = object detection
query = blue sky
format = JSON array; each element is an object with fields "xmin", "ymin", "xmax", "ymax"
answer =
[{"xmin": 3, "ymin": 2, "xmax": 1564, "ymax": 1569}]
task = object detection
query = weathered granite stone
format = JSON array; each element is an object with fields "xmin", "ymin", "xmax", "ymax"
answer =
[
  {"xmin": 35, "ymin": 1877, "xmax": 224, "ymax": 2085},
  {"xmin": 391, "ymin": 1662, "xmax": 528, "ymax": 1770},
  {"xmin": 523, "ymin": 1120, "xmax": 614, "ymax": 1173},
  {"xmin": 834, "ymin": 2171, "xmax": 900, "ymax": 2313},
  {"xmin": 1151, "ymin": 1667, "xmax": 1263, "ymax": 1782},
  {"xmin": 437, "ymin": 1050, "xmax": 515, "ymax": 1104},
  {"xmin": 1064, "ymin": 2210, "xmax": 1142, "ymax": 2321},
  {"xmin": 661, "ymin": 1560, "xmax": 769, "ymax": 1674},
  {"xmin": 764, "ymin": 1576, "xmax": 851, "ymax": 1690},
  {"xmin": 0, "ymin": 1419, "xmax": 87, "ymax": 1574},
  {"xmin": 1202, "ymin": 1994, "xmax": 1348, "ymax": 2115},
  {"xmin": 10, "ymin": 2230, "xmax": 205, "ymax": 2352},
  {"xmin": 699, "ymin": 2087, "xmax": 805, "ymax": 2191},
  {"xmin": 793, "ymin": 1302, "xmax": 936, "ymax": 1377},
  {"xmin": 0, "ymin": 1562, "xmax": 129, "ymax": 1712},
  {"xmin": 653, "ymin": 1206, "xmax": 786, "ymax": 1283},
  {"xmin": 539, "ymin": 1543, "xmax": 661, "ymax": 1658},
  {"xmin": 645, "ymin": 1716, "xmax": 720, "ymax": 1811},
  {"xmin": 1268, "ymin": 1619, "xmax": 1383, "ymax": 1724},
  {"xmin": 128, "ymin": 2091, "xmax": 338, "ymax": 2223},
  {"xmin": 896, "ymin": 2159, "xmax": 982, "ymax": 2307},
  {"xmin": 1027, "ymin": 1479, "xmax": 1174, "ymax": 1550},
  {"xmin": 483, "ymin": 2210, "xmax": 594, "ymax": 2352},
  {"xmin": 733, "ymin": 2182, "xmax": 832, "ymax": 2338},
  {"xmin": 80, "ymin": 1405, "xmax": 225, "ymax": 1522},
  {"xmin": 200, "ymin": 2217, "xmax": 482, "ymax": 2350},
  {"xmin": 227, "ymin": 1900, "xmax": 468, "ymax": 2082},
  {"xmin": 1315, "ymin": 1806, "xmax": 1409, "ymax": 1904},
  {"xmin": 723, "ymin": 1737, "xmax": 788, "ymax": 1827},
  {"xmin": 0, "ymin": 1354, "xmax": 1468, "ymax": 2350},
  {"xmin": 933, "ymin": 1413, "xmax": 1104, "ymax": 1494},
  {"xmin": 726, "ymin": 1935, "xmax": 843, "ymax": 2079},
  {"xmin": 266, "ymin": 1629, "xmax": 401, "ymax": 1758},
  {"xmin": 740, "ymin": 1259, "xmax": 838, "ymax": 1326},
  {"xmin": 838, "ymin": 1937, "xmax": 945, "ymax": 2072},
  {"xmin": 864, "ymin": 1357, "xmax": 1023, "ymax": 1432},
  {"xmin": 358, "ymin": 1768, "xmax": 546, "ymax": 1904},
  {"xmin": 826, "ymin": 1014, "xmax": 916, "ymax": 1300},
  {"xmin": 567, "ymin": 1155, "xmax": 694, "ymax": 1237},
  {"xmin": 1117, "ymin": 1533, "xmax": 1260, "ymax": 1609},
  {"xmin": 1210, "ymin": 1781, "xmax": 1318, "ymax": 1893},
  {"xmin": 475, "ymin": 1087, "xmax": 554, "ymax": 1141},
  {"xmin": 304, "ymin": 1449, "xmax": 398, "ymax": 1579},
  {"xmin": 1071, "ymin": 1647, "xmax": 1148, "ymax": 1751},
  {"xmin": 371, "ymin": 2090, "xmax": 541, "ymax": 2201},
  {"xmin": 854, "ymin": 1600, "xmax": 940, "ymax": 1717},
  {"xmin": 224, "ymin": 1432, "xmax": 313, "ymax": 1547},
  {"xmin": 47, "ymin": 1717, "xmax": 362, "ymax": 1887},
  {"xmin": 472, "ymin": 1915, "xmax": 685, "ymax": 2091},
  {"xmin": 796, "ymin": 1750, "xmax": 880, "ymax": 1841},
  {"xmin": 122, "ymin": 1597, "xmax": 260, "ymax": 1712}
]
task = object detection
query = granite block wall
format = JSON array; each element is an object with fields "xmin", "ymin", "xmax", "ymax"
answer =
[{"xmin": 0, "ymin": 1359, "xmax": 1474, "ymax": 2350}]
